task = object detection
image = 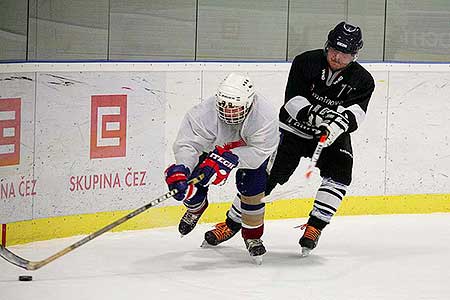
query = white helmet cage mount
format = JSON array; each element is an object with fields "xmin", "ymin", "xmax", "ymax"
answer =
[{"xmin": 216, "ymin": 73, "xmax": 256, "ymax": 124}]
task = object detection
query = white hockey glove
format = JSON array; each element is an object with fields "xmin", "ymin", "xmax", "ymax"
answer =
[
  {"xmin": 307, "ymin": 104, "xmax": 332, "ymax": 126},
  {"xmin": 318, "ymin": 111, "xmax": 349, "ymax": 147}
]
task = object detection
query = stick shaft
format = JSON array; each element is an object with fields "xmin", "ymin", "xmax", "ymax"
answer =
[
  {"xmin": 0, "ymin": 175, "xmax": 203, "ymax": 270},
  {"xmin": 305, "ymin": 133, "xmax": 328, "ymax": 178}
]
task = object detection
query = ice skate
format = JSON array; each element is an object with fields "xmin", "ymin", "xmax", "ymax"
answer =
[
  {"xmin": 178, "ymin": 211, "xmax": 202, "ymax": 236},
  {"xmin": 298, "ymin": 223, "xmax": 321, "ymax": 257},
  {"xmin": 244, "ymin": 239, "xmax": 266, "ymax": 265},
  {"xmin": 178, "ymin": 200, "xmax": 209, "ymax": 236},
  {"xmin": 202, "ymin": 220, "xmax": 241, "ymax": 246}
]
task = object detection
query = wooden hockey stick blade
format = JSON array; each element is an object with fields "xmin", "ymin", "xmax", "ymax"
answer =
[
  {"xmin": 0, "ymin": 174, "xmax": 204, "ymax": 271},
  {"xmin": 0, "ymin": 245, "xmax": 35, "ymax": 270}
]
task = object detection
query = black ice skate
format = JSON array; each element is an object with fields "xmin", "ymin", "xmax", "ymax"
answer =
[
  {"xmin": 298, "ymin": 223, "xmax": 322, "ymax": 257},
  {"xmin": 202, "ymin": 219, "xmax": 241, "ymax": 246},
  {"xmin": 178, "ymin": 200, "xmax": 209, "ymax": 236},
  {"xmin": 244, "ymin": 239, "xmax": 266, "ymax": 265},
  {"xmin": 178, "ymin": 211, "xmax": 202, "ymax": 236}
]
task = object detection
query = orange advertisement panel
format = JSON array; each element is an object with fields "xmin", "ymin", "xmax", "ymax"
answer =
[{"xmin": 90, "ymin": 95, "xmax": 127, "ymax": 159}]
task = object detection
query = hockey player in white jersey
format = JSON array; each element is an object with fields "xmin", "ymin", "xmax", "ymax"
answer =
[{"xmin": 165, "ymin": 73, "xmax": 279, "ymax": 262}]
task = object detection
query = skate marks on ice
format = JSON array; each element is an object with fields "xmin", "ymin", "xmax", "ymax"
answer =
[
  {"xmin": 136, "ymin": 214, "xmax": 450, "ymax": 276},
  {"xmin": 0, "ymin": 214, "xmax": 449, "ymax": 300},
  {"xmin": 132, "ymin": 222, "xmax": 339, "ymax": 273}
]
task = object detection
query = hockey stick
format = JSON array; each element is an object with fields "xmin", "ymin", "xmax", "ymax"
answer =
[
  {"xmin": 305, "ymin": 132, "xmax": 328, "ymax": 179},
  {"xmin": 0, "ymin": 174, "xmax": 204, "ymax": 271}
]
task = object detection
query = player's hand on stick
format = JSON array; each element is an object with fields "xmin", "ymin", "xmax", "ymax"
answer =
[
  {"xmin": 193, "ymin": 146, "xmax": 239, "ymax": 186},
  {"xmin": 318, "ymin": 111, "xmax": 349, "ymax": 147},
  {"xmin": 307, "ymin": 104, "xmax": 332, "ymax": 126},
  {"xmin": 165, "ymin": 164, "xmax": 196, "ymax": 201}
]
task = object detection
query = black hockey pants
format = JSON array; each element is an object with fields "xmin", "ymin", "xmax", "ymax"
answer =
[{"xmin": 266, "ymin": 129, "xmax": 353, "ymax": 195}]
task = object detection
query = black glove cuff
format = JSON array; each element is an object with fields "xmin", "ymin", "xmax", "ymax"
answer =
[{"xmin": 296, "ymin": 105, "xmax": 312, "ymax": 121}]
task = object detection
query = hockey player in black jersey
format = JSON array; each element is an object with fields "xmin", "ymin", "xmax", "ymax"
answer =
[{"xmin": 266, "ymin": 21, "xmax": 375, "ymax": 256}]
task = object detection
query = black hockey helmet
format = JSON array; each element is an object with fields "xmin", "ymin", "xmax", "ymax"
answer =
[{"xmin": 326, "ymin": 21, "xmax": 363, "ymax": 54}]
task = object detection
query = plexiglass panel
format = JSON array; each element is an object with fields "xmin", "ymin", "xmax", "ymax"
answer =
[
  {"xmin": 109, "ymin": 0, "xmax": 196, "ymax": 61},
  {"xmin": 347, "ymin": 0, "xmax": 385, "ymax": 61},
  {"xmin": 29, "ymin": 0, "xmax": 108, "ymax": 60},
  {"xmin": 0, "ymin": 0, "xmax": 28, "ymax": 61},
  {"xmin": 2, "ymin": 0, "xmax": 450, "ymax": 62},
  {"xmin": 197, "ymin": 0, "xmax": 288, "ymax": 61},
  {"xmin": 288, "ymin": 0, "xmax": 385, "ymax": 61},
  {"xmin": 288, "ymin": 0, "xmax": 347, "ymax": 59},
  {"xmin": 385, "ymin": 0, "xmax": 450, "ymax": 62}
]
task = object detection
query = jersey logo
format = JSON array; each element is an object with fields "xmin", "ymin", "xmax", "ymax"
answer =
[
  {"xmin": 311, "ymin": 92, "xmax": 343, "ymax": 106},
  {"xmin": 337, "ymin": 84, "xmax": 355, "ymax": 97}
]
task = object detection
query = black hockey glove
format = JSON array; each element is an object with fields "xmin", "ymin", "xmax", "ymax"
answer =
[
  {"xmin": 318, "ymin": 111, "xmax": 350, "ymax": 147},
  {"xmin": 307, "ymin": 104, "xmax": 333, "ymax": 127}
]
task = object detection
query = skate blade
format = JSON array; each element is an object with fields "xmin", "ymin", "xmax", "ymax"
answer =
[
  {"xmin": 200, "ymin": 240, "xmax": 213, "ymax": 248},
  {"xmin": 300, "ymin": 247, "xmax": 312, "ymax": 257},
  {"xmin": 250, "ymin": 255, "xmax": 263, "ymax": 265}
]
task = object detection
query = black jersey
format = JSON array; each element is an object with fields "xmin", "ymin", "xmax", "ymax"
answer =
[{"xmin": 280, "ymin": 49, "xmax": 375, "ymax": 139}]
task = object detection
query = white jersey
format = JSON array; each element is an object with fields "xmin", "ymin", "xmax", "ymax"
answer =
[{"xmin": 173, "ymin": 93, "xmax": 279, "ymax": 172}]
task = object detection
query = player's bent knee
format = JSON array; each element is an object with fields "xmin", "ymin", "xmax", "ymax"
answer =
[{"xmin": 236, "ymin": 161, "xmax": 268, "ymax": 196}]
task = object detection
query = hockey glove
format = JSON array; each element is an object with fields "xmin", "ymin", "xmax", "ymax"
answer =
[
  {"xmin": 307, "ymin": 104, "xmax": 333, "ymax": 127},
  {"xmin": 165, "ymin": 164, "xmax": 196, "ymax": 201},
  {"xmin": 318, "ymin": 111, "xmax": 350, "ymax": 147},
  {"xmin": 193, "ymin": 146, "xmax": 239, "ymax": 187}
]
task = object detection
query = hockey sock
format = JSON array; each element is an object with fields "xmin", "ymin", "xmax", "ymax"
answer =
[
  {"xmin": 310, "ymin": 177, "xmax": 347, "ymax": 223},
  {"xmin": 240, "ymin": 192, "xmax": 265, "ymax": 239}
]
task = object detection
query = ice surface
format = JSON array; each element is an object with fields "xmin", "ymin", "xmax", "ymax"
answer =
[{"xmin": 1, "ymin": 214, "xmax": 449, "ymax": 300}]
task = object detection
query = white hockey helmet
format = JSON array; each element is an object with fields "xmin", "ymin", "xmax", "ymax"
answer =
[{"xmin": 216, "ymin": 73, "xmax": 255, "ymax": 125}]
